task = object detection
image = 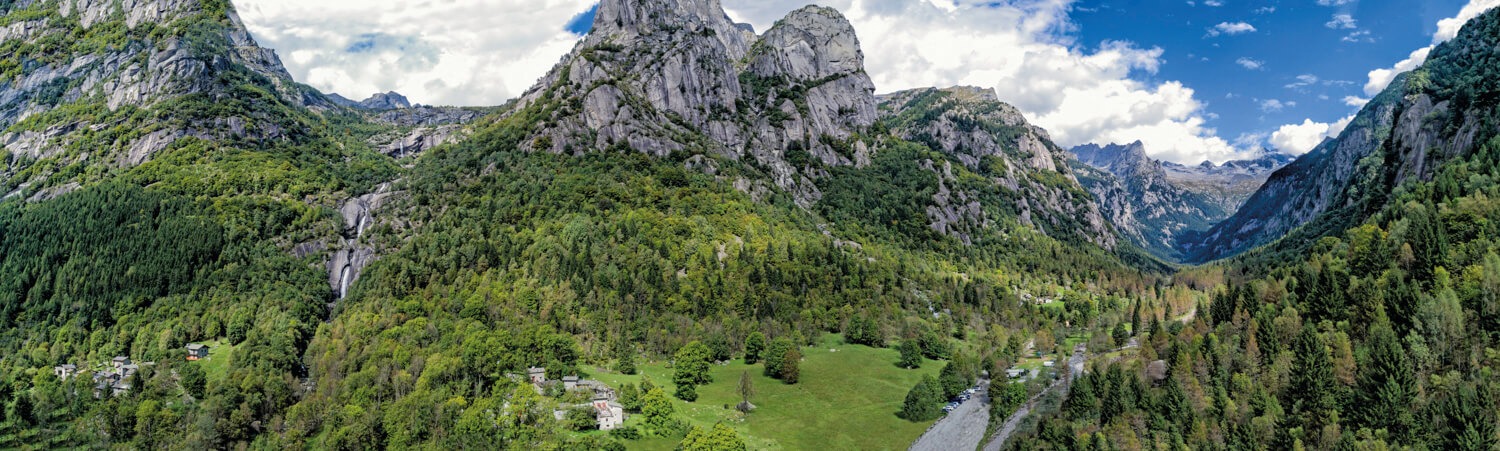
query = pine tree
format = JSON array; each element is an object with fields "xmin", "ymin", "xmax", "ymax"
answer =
[
  {"xmin": 1288, "ymin": 324, "xmax": 1337, "ymax": 431},
  {"xmin": 1130, "ymin": 301, "xmax": 1142, "ymax": 335},
  {"xmin": 1356, "ymin": 307, "xmax": 1416, "ymax": 443},
  {"xmin": 1064, "ymin": 374, "xmax": 1098, "ymax": 421}
]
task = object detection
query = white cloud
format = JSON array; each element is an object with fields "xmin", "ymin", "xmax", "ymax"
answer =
[
  {"xmin": 723, "ymin": 1, "xmax": 1258, "ymax": 164},
  {"xmin": 1236, "ymin": 57, "xmax": 1265, "ymax": 70},
  {"xmin": 1204, "ymin": 0, "xmax": 1224, "ymax": 6},
  {"xmin": 1363, "ymin": 47, "xmax": 1432, "ymax": 96},
  {"xmin": 1255, "ymin": 6, "xmax": 1276, "ymax": 14},
  {"xmin": 1325, "ymin": 14, "xmax": 1357, "ymax": 29},
  {"xmin": 1269, "ymin": 115, "xmax": 1354, "ymax": 155},
  {"xmin": 1342, "ymin": 30, "xmax": 1373, "ymax": 43},
  {"xmin": 1207, "ymin": 21, "xmax": 1257, "ymax": 36},
  {"xmin": 239, "ymin": 0, "xmax": 1261, "ymax": 164},
  {"xmin": 1316, "ymin": 0, "xmax": 1354, "ymax": 5},
  {"xmin": 1285, "ymin": 74, "xmax": 1319, "ymax": 89},
  {"xmin": 1361, "ymin": 0, "xmax": 1500, "ymax": 96},
  {"xmin": 1343, "ymin": 96, "xmax": 1370, "ymax": 107},
  {"xmin": 237, "ymin": 0, "xmax": 596, "ymax": 106},
  {"xmin": 1259, "ymin": 99, "xmax": 1294, "ymax": 112}
]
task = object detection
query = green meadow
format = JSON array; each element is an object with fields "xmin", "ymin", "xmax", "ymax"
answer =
[{"xmin": 587, "ymin": 334, "xmax": 945, "ymax": 450}]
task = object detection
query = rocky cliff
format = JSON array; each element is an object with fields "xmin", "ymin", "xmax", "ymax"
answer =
[
  {"xmin": 879, "ymin": 87, "xmax": 1117, "ymax": 249},
  {"xmin": 512, "ymin": 0, "xmax": 875, "ymax": 207},
  {"xmin": 1185, "ymin": 6, "xmax": 1500, "ymax": 262},
  {"xmin": 0, "ymin": 0, "xmax": 332, "ymax": 196}
]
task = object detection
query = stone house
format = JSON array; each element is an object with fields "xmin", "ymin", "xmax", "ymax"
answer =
[
  {"xmin": 53, "ymin": 364, "xmax": 77, "ymax": 380},
  {"xmin": 592, "ymin": 395, "xmax": 625, "ymax": 431}
]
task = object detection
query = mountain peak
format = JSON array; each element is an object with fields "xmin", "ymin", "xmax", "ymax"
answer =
[
  {"xmin": 510, "ymin": 0, "xmax": 876, "ymax": 207},
  {"xmin": 358, "ymin": 91, "xmax": 412, "ymax": 110}
]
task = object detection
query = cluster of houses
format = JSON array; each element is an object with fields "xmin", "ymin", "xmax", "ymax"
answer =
[
  {"xmin": 51, "ymin": 343, "xmax": 211, "ymax": 398},
  {"xmin": 54, "ymin": 356, "xmax": 143, "ymax": 398},
  {"xmin": 525, "ymin": 367, "xmax": 625, "ymax": 430}
]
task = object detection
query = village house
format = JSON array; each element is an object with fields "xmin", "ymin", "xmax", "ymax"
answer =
[
  {"xmin": 53, "ymin": 364, "xmax": 77, "ymax": 380},
  {"xmin": 592, "ymin": 395, "xmax": 625, "ymax": 430},
  {"xmin": 527, "ymin": 367, "xmax": 547, "ymax": 385},
  {"xmin": 111, "ymin": 356, "xmax": 131, "ymax": 371},
  {"xmin": 562, "ymin": 375, "xmax": 579, "ymax": 391},
  {"xmin": 186, "ymin": 343, "xmax": 210, "ymax": 361}
]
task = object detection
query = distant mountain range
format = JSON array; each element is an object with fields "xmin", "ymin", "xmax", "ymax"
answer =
[{"xmin": 1068, "ymin": 141, "xmax": 1291, "ymax": 262}]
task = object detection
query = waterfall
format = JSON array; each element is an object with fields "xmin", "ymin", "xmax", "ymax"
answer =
[{"xmin": 338, "ymin": 265, "xmax": 352, "ymax": 299}]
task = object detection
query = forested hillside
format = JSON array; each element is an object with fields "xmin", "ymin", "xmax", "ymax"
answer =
[
  {"xmin": 1013, "ymin": 7, "xmax": 1500, "ymax": 449},
  {"xmin": 0, "ymin": 0, "xmax": 1169, "ymax": 449}
]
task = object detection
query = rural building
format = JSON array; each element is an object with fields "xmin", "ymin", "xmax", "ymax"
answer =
[
  {"xmin": 53, "ymin": 364, "xmax": 77, "ymax": 380},
  {"xmin": 593, "ymin": 396, "xmax": 625, "ymax": 430},
  {"xmin": 111, "ymin": 356, "xmax": 131, "ymax": 371},
  {"xmin": 562, "ymin": 375, "xmax": 579, "ymax": 390},
  {"xmin": 528, "ymin": 367, "xmax": 547, "ymax": 385},
  {"xmin": 186, "ymin": 343, "xmax": 210, "ymax": 360}
]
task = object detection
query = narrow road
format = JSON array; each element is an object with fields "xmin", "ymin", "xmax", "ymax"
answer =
[
  {"xmin": 981, "ymin": 345, "xmax": 1086, "ymax": 451},
  {"xmin": 908, "ymin": 380, "xmax": 991, "ymax": 451}
]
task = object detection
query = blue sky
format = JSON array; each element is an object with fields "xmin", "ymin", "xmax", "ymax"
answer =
[
  {"xmin": 237, "ymin": 0, "xmax": 1499, "ymax": 164},
  {"xmin": 1066, "ymin": 0, "xmax": 1471, "ymax": 156}
]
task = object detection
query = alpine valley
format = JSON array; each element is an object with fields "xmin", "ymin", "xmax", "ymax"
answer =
[{"xmin": 1, "ymin": 0, "xmax": 1499, "ymax": 450}]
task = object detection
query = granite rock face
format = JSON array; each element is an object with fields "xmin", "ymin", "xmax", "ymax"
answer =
[
  {"xmin": 0, "ymin": 0, "xmax": 328, "ymax": 186},
  {"xmin": 513, "ymin": 0, "xmax": 875, "ymax": 207},
  {"xmin": 357, "ymin": 91, "xmax": 412, "ymax": 110},
  {"xmin": 503, "ymin": 0, "xmax": 1126, "ymax": 251},
  {"xmin": 879, "ymin": 87, "xmax": 1117, "ymax": 250}
]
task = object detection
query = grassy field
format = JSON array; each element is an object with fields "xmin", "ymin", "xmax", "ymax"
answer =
[
  {"xmin": 589, "ymin": 334, "xmax": 945, "ymax": 450},
  {"xmin": 192, "ymin": 340, "xmax": 235, "ymax": 383}
]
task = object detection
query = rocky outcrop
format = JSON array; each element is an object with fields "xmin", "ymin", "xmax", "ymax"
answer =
[
  {"xmin": 366, "ymin": 106, "xmax": 487, "ymax": 158},
  {"xmin": 511, "ymin": 0, "xmax": 874, "ymax": 207},
  {"xmin": 0, "ymin": 0, "xmax": 327, "ymax": 188},
  {"xmin": 879, "ymin": 87, "xmax": 1118, "ymax": 250},
  {"xmin": 357, "ymin": 91, "xmax": 412, "ymax": 110},
  {"xmin": 327, "ymin": 183, "xmax": 394, "ymax": 302}
]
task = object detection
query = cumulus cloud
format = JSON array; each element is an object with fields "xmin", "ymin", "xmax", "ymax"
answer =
[
  {"xmin": 237, "ymin": 0, "xmax": 596, "ymax": 106},
  {"xmin": 1361, "ymin": 0, "xmax": 1500, "ymax": 96},
  {"xmin": 1316, "ymin": 0, "xmax": 1354, "ymax": 5},
  {"xmin": 726, "ymin": 0, "xmax": 1258, "ymax": 164},
  {"xmin": 1269, "ymin": 115, "xmax": 1354, "ymax": 155},
  {"xmin": 1235, "ymin": 57, "xmax": 1265, "ymax": 70},
  {"xmin": 1207, "ymin": 21, "xmax": 1257, "ymax": 37}
]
